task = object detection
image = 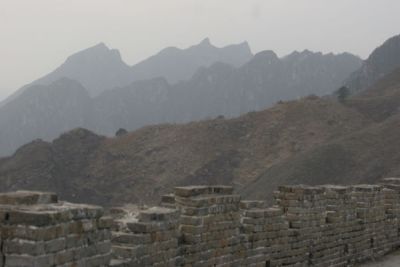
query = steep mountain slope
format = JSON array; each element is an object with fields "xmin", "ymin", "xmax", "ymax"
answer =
[
  {"xmin": 32, "ymin": 43, "xmax": 133, "ymax": 96},
  {"xmin": 0, "ymin": 78, "xmax": 92, "ymax": 156},
  {"xmin": 283, "ymin": 50, "xmax": 364, "ymax": 96},
  {"xmin": 0, "ymin": 43, "xmax": 132, "ymax": 105},
  {"xmin": 346, "ymin": 67, "xmax": 400, "ymax": 122},
  {"xmin": 0, "ymin": 97, "xmax": 370, "ymax": 205},
  {"xmin": 345, "ymin": 34, "xmax": 400, "ymax": 92}
]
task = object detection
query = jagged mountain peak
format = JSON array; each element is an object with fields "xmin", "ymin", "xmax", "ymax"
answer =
[
  {"xmin": 64, "ymin": 42, "xmax": 125, "ymax": 65},
  {"xmin": 187, "ymin": 38, "xmax": 216, "ymax": 51},
  {"xmin": 284, "ymin": 50, "xmax": 329, "ymax": 60},
  {"xmin": 130, "ymin": 39, "xmax": 254, "ymax": 83},
  {"xmin": 192, "ymin": 38, "xmax": 252, "ymax": 52},
  {"xmin": 239, "ymin": 41, "xmax": 250, "ymax": 47},
  {"xmin": 250, "ymin": 50, "xmax": 279, "ymax": 65},
  {"xmin": 83, "ymin": 42, "xmax": 109, "ymax": 52},
  {"xmin": 199, "ymin": 37, "xmax": 212, "ymax": 46},
  {"xmin": 1, "ymin": 39, "xmax": 254, "ymax": 104},
  {"xmin": 0, "ymin": 38, "xmax": 364, "ymax": 158}
]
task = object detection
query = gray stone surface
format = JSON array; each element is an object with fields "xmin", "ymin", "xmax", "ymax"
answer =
[
  {"xmin": 3, "ymin": 179, "xmax": 400, "ymax": 266},
  {"xmin": 109, "ymin": 180, "xmax": 400, "ymax": 266},
  {"xmin": 0, "ymin": 191, "xmax": 111, "ymax": 267}
]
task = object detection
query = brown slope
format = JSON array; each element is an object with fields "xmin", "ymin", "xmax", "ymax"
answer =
[
  {"xmin": 0, "ymin": 97, "xmax": 369, "ymax": 206},
  {"xmin": 241, "ymin": 113, "xmax": 400, "ymax": 202},
  {"xmin": 347, "ymin": 67, "xmax": 400, "ymax": 122},
  {"xmin": 241, "ymin": 68, "xmax": 400, "ymax": 202}
]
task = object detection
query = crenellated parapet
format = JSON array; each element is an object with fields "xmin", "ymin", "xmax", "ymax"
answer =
[
  {"xmin": 111, "ymin": 180, "xmax": 400, "ymax": 266},
  {"xmin": 2, "ymin": 179, "xmax": 400, "ymax": 266}
]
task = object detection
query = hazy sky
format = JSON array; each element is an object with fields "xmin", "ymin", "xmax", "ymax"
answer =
[{"xmin": 1, "ymin": 0, "xmax": 400, "ymax": 101}]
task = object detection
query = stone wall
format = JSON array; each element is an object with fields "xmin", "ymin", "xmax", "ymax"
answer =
[
  {"xmin": 175, "ymin": 186, "xmax": 242, "ymax": 266},
  {"xmin": 0, "ymin": 191, "xmax": 111, "ymax": 267},
  {"xmin": 110, "ymin": 205, "xmax": 181, "ymax": 266},
  {"xmin": 110, "ymin": 179, "xmax": 400, "ymax": 266},
  {"xmin": 2, "ymin": 179, "xmax": 400, "ymax": 266}
]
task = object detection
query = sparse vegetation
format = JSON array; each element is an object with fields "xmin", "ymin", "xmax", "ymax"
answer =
[
  {"xmin": 0, "ymin": 97, "xmax": 370, "ymax": 206},
  {"xmin": 115, "ymin": 128, "xmax": 128, "ymax": 137},
  {"xmin": 336, "ymin": 86, "xmax": 350, "ymax": 103}
]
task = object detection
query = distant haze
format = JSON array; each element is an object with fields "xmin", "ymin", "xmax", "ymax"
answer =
[{"xmin": 1, "ymin": 0, "xmax": 400, "ymax": 100}]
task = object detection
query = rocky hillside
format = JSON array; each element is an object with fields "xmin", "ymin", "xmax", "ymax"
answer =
[
  {"xmin": 242, "ymin": 67, "xmax": 400, "ymax": 201},
  {"xmin": 2, "ymin": 66, "xmax": 400, "ymax": 205},
  {"xmin": 0, "ymin": 96, "xmax": 371, "ymax": 206}
]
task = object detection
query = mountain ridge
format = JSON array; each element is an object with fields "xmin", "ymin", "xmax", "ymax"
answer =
[
  {"xmin": 0, "ymin": 47, "xmax": 362, "ymax": 156},
  {"xmin": 2, "ymin": 60, "xmax": 400, "ymax": 205}
]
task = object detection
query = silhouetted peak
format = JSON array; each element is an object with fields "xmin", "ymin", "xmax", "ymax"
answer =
[
  {"xmin": 367, "ymin": 34, "xmax": 400, "ymax": 62},
  {"xmin": 65, "ymin": 42, "xmax": 123, "ymax": 64},
  {"xmin": 92, "ymin": 42, "xmax": 108, "ymax": 50},
  {"xmin": 301, "ymin": 49, "xmax": 313, "ymax": 55},
  {"xmin": 285, "ymin": 50, "xmax": 340, "ymax": 61},
  {"xmin": 199, "ymin": 38, "xmax": 212, "ymax": 46},
  {"xmin": 290, "ymin": 49, "xmax": 315, "ymax": 57},
  {"xmin": 254, "ymin": 50, "xmax": 278, "ymax": 59},
  {"xmin": 239, "ymin": 41, "xmax": 251, "ymax": 50},
  {"xmin": 251, "ymin": 50, "xmax": 279, "ymax": 65},
  {"xmin": 377, "ymin": 34, "xmax": 400, "ymax": 48},
  {"xmin": 77, "ymin": 42, "xmax": 111, "ymax": 55},
  {"xmin": 55, "ymin": 128, "xmax": 103, "ymax": 147}
]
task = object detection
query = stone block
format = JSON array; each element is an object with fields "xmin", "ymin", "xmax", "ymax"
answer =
[
  {"xmin": 138, "ymin": 207, "xmax": 179, "ymax": 222},
  {"xmin": 0, "ymin": 191, "xmax": 57, "ymax": 205}
]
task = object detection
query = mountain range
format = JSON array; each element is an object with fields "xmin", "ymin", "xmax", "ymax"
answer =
[
  {"xmin": 1, "ymin": 34, "xmax": 400, "ymax": 205},
  {"xmin": 1, "ymin": 38, "xmax": 253, "ymax": 103},
  {"xmin": 0, "ymin": 39, "xmax": 362, "ymax": 156},
  {"xmin": 1, "ymin": 65, "xmax": 400, "ymax": 206}
]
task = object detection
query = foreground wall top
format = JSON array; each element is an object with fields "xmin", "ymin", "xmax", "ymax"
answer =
[{"xmin": 2, "ymin": 179, "xmax": 400, "ymax": 266}]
